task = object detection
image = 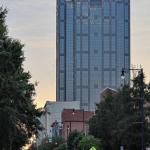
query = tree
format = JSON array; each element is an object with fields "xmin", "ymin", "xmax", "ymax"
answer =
[
  {"xmin": 78, "ymin": 135, "xmax": 102, "ymax": 150},
  {"xmin": 53, "ymin": 143, "xmax": 66, "ymax": 150},
  {"xmin": 67, "ymin": 130, "xmax": 102, "ymax": 150},
  {"xmin": 0, "ymin": 7, "xmax": 42, "ymax": 150},
  {"xmin": 38, "ymin": 136, "xmax": 66, "ymax": 150},
  {"xmin": 89, "ymin": 74, "xmax": 150, "ymax": 150},
  {"xmin": 67, "ymin": 130, "xmax": 83, "ymax": 150}
]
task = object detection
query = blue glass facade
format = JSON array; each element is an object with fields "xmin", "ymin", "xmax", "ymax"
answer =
[{"xmin": 56, "ymin": 0, "xmax": 130, "ymax": 110}]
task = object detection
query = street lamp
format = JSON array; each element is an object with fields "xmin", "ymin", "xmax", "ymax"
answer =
[
  {"xmin": 82, "ymin": 109, "xmax": 85, "ymax": 135},
  {"xmin": 67, "ymin": 125, "xmax": 70, "ymax": 139},
  {"xmin": 66, "ymin": 109, "xmax": 75, "ymax": 137},
  {"xmin": 68, "ymin": 109, "xmax": 75, "ymax": 133},
  {"xmin": 121, "ymin": 68, "xmax": 144, "ymax": 150},
  {"xmin": 121, "ymin": 69, "xmax": 126, "ymax": 80},
  {"xmin": 72, "ymin": 109, "xmax": 85, "ymax": 134},
  {"xmin": 72, "ymin": 108, "xmax": 75, "ymax": 116}
]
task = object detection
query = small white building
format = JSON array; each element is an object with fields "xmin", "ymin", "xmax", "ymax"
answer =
[{"xmin": 37, "ymin": 101, "xmax": 80, "ymax": 145}]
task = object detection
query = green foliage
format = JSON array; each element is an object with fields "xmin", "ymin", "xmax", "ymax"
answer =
[
  {"xmin": 0, "ymin": 7, "xmax": 7, "ymax": 38},
  {"xmin": 89, "ymin": 75, "xmax": 150, "ymax": 150},
  {"xmin": 53, "ymin": 143, "xmax": 66, "ymax": 150},
  {"xmin": 78, "ymin": 135, "xmax": 102, "ymax": 150},
  {"xmin": 38, "ymin": 142, "xmax": 52, "ymax": 150},
  {"xmin": 38, "ymin": 136, "xmax": 66, "ymax": 150},
  {"xmin": 0, "ymin": 7, "xmax": 42, "ymax": 150},
  {"xmin": 38, "ymin": 132, "xmax": 102, "ymax": 150},
  {"xmin": 67, "ymin": 130, "xmax": 102, "ymax": 150},
  {"xmin": 67, "ymin": 130, "xmax": 83, "ymax": 150}
]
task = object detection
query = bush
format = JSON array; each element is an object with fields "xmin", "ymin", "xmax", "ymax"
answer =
[
  {"xmin": 53, "ymin": 143, "xmax": 66, "ymax": 150},
  {"xmin": 78, "ymin": 135, "xmax": 102, "ymax": 150},
  {"xmin": 38, "ymin": 136, "xmax": 65, "ymax": 150},
  {"xmin": 67, "ymin": 130, "xmax": 83, "ymax": 150}
]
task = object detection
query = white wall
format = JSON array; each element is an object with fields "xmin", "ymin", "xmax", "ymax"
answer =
[{"xmin": 37, "ymin": 101, "xmax": 80, "ymax": 145}]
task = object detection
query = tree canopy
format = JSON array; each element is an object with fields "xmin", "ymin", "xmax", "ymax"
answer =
[
  {"xmin": 78, "ymin": 135, "xmax": 102, "ymax": 150},
  {"xmin": 67, "ymin": 130, "xmax": 102, "ymax": 150},
  {"xmin": 0, "ymin": 7, "xmax": 42, "ymax": 150},
  {"xmin": 37, "ymin": 136, "xmax": 65, "ymax": 150},
  {"xmin": 89, "ymin": 74, "xmax": 150, "ymax": 150}
]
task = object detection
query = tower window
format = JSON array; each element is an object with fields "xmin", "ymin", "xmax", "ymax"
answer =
[
  {"xmin": 94, "ymin": 49, "xmax": 98, "ymax": 54},
  {"xmin": 94, "ymin": 84, "xmax": 98, "ymax": 89}
]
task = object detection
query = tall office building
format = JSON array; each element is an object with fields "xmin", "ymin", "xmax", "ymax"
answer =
[{"xmin": 56, "ymin": 0, "xmax": 130, "ymax": 110}]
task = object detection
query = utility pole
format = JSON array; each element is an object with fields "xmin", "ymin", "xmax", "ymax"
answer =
[
  {"xmin": 140, "ymin": 69, "xmax": 144, "ymax": 150},
  {"xmin": 121, "ymin": 68, "xmax": 145, "ymax": 150}
]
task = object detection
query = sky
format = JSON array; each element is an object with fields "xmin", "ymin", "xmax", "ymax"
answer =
[{"xmin": 0, "ymin": 0, "xmax": 150, "ymax": 108}]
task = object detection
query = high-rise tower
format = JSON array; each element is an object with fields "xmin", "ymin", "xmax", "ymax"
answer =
[{"xmin": 56, "ymin": 0, "xmax": 130, "ymax": 110}]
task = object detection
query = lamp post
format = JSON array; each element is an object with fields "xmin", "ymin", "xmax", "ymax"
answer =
[
  {"xmin": 72, "ymin": 109, "xmax": 85, "ymax": 134},
  {"xmin": 67, "ymin": 125, "xmax": 70, "ymax": 139},
  {"xmin": 121, "ymin": 68, "xmax": 144, "ymax": 150},
  {"xmin": 66, "ymin": 108, "xmax": 75, "ymax": 138},
  {"xmin": 69, "ymin": 108, "xmax": 75, "ymax": 133},
  {"xmin": 82, "ymin": 109, "xmax": 85, "ymax": 135}
]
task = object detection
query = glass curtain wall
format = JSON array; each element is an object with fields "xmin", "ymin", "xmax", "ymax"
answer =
[{"xmin": 57, "ymin": 0, "xmax": 130, "ymax": 111}]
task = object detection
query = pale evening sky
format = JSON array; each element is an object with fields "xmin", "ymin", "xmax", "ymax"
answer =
[{"xmin": 1, "ymin": 0, "xmax": 150, "ymax": 108}]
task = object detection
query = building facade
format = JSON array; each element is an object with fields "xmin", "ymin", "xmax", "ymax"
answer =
[
  {"xmin": 62, "ymin": 109, "xmax": 94, "ymax": 139},
  {"xmin": 56, "ymin": 0, "xmax": 130, "ymax": 110},
  {"xmin": 37, "ymin": 101, "xmax": 80, "ymax": 145}
]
